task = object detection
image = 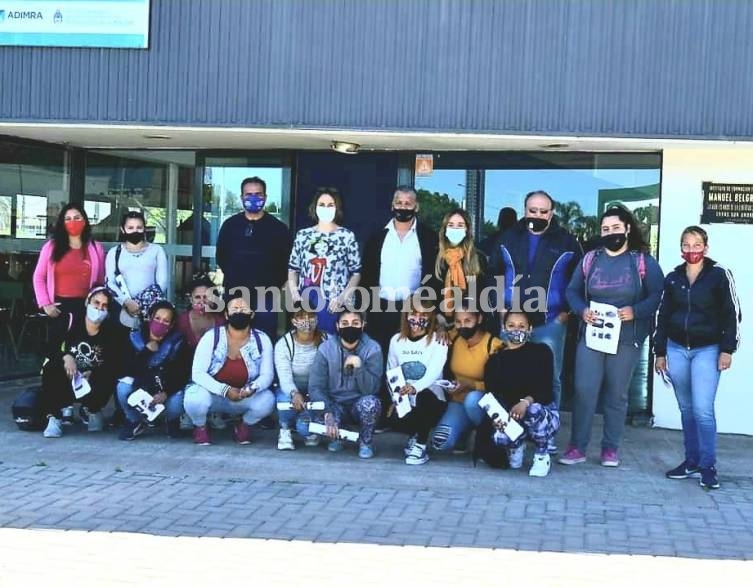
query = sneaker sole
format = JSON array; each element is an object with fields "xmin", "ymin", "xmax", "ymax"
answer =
[
  {"xmin": 558, "ymin": 458, "xmax": 586, "ymax": 465},
  {"xmin": 405, "ymin": 458, "xmax": 429, "ymax": 465},
  {"xmin": 277, "ymin": 445, "xmax": 295, "ymax": 450},
  {"xmin": 667, "ymin": 471, "xmax": 701, "ymax": 480},
  {"xmin": 529, "ymin": 469, "xmax": 550, "ymax": 477},
  {"xmin": 700, "ymin": 481, "xmax": 720, "ymax": 490},
  {"xmin": 601, "ymin": 461, "xmax": 620, "ymax": 467}
]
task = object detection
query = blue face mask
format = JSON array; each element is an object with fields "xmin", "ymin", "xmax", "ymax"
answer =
[
  {"xmin": 242, "ymin": 194, "xmax": 265, "ymax": 213},
  {"xmin": 502, "ymin": 328, "xmax": 530, "ymax": 345}
]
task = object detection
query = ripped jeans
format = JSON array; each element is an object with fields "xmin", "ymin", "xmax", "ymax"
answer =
[{"xmin": 431, "ymin": 400, "xmax": 475, "ymax": 452}]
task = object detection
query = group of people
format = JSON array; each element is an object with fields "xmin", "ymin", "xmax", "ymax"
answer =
[{"xmin": 30, "ymin": 180, "xmax": 741, "ymax": 488}]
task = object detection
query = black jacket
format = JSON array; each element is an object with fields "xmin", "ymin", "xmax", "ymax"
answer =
[
  {"xmin": 487, "ymin": 216, "xmax": 582, "ymax": 325},
  {"xmin": 654, "ymin": 259, "xmax": 741, "ymax": 356},
  {"xmin": 361, "ymin": 220, "xmax": 441, "ymax": 299}
]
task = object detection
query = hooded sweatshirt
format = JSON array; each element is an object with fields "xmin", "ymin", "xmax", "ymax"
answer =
[{"xmin": 308, "ymin": 333, "xmax": 383, "ymax": 411}]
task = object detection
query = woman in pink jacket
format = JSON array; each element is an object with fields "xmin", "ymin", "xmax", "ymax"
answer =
[{"xmin": 33, "ymin": 203, "xmax": 105, "ymax": 353}]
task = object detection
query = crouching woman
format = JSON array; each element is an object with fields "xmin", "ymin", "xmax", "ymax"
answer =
[
  {"xmin": 467, "ymin": 311, "xmax": 560, "ymax": 477},
  {"xmin": 116, "ymin": 300, "xmax": 189, "ymax": 440},
  {"xmin": 183, "ymin": 295, "xmax": 275, "ymax": 445}
]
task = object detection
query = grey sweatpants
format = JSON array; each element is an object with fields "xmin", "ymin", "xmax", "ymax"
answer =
[{"xmin": 569, "ymin": 339, "xmax": 641, "ymax": 452}]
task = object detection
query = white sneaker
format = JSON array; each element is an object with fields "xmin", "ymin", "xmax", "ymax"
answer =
[
  {"xmin": 508, "ymin": 443, "xmax": 526, "ymax": 469},
  {"xmin": 405, "ymin": 443, "xmax": 429, "ymax": 465},
  {"xmin": 304, "ymin": 434, "xmax": 321, "ymax": 447},
  {"xmin": 208, "ymin": 412, "xmax": 227, "ymax": 429},
  {"xmin": 529, "ymin": 453, "xmax": 551, "ymax": 477},
  {"xmin": 277, "ymin": 428, "xmax": 295, "ymax": 450},
  {"xmin": 43, "ymin": 416, "xmax": 63, "ymax": 438},
  {"xmin": 87, "ymin": 412, "xmax": 105, "ymax": 432},
  {"xmin": 403, "ymin": 435, "xmax": 417, "ymax": 457}
]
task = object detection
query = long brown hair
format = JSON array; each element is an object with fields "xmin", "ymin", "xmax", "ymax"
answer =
[
  {"xmin": 398, "ymin": 294, "xmax": 437, "ymax": 344},
  {"xmin": 435, "ymin": 208, "xmax": 482, "ymax": 279}
]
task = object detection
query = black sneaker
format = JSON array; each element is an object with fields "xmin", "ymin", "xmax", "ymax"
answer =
[
  {"xmin": 666, "ymin": 460, "xmax": 701, "ymax": 479},
  {"xmin": 118, "ymin": 420, "xmax": 145, "ymax": 441},
  {"xmin": 699, "ymin": 467, "xmax": 720, "ymax": 490}
]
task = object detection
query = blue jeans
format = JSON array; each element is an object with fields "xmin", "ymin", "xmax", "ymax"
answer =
[
  {"xmin": 183, "ymin": 383, "xmax": 275, "ymax": 427},
  {"xmin": 302, "ymin": 286, "xmax": 337, "ymax": 334},
  {"xmin": 116, "ymin": 380, "xmax": 184, "ymax": 424},
  {"xmin": 275, "ymin": 388, "xmax": 313, "ymax": 437},
  {"xmin": 667, "ymin": 341, "xmax": 722, "ymax": 469},
  {"xmin": 431, "ymin": 400, "xmax": 476, "ymax": 451},
  {"xmin": 528, "ymin": 318, "xmax": 567, "ymax": 408}
]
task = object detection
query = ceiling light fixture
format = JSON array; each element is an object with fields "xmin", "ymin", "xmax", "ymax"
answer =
[{"xmin": 330, "ymin": 141, "xmax": 360, "ymax": 154}]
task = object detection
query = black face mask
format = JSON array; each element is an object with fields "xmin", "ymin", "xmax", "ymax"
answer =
[
  {"xmin": 526, "ymin": 217, "xmax": 549, "ymax": 233},
  {"xmin": 227, "ymin": 312, "xmax": 253, "ymax": 330},
  {"xmin": 457, "ymin": 325, "xmax": 478, "ymax": 340},
  {"xmin": 124, "ymin": 231, "xmax": 145, "ymax": 244},
  {"xmin": 393, "ymin": 208, "xmax": 416, "ymax": 223},
  {"xmin": 602, "ymin": 233, "xmax": 628, "ymax": 252},
  {"xmin": 339, "ymin": 326, "xmax": 363, "ymax": 344}
]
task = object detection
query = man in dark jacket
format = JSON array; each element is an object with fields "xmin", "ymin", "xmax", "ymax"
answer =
[
  {"xmin": 488, "ymin": 190, "xmax": 582, "ymax": 416},
  {"xmin": 215, "ymin": 176, "xmax": 292, "ymax": 340},
  {"xmin": 360, "ymin": 186, "xmax": 441, "ymax": 354}
]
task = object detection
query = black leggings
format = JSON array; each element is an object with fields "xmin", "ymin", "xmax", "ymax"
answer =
[
  {"xmin": 40, "ymin": 359, "xmax": 115, "ymax": 417},
  {"xmin": 47, "ymin": 297, "xmax": 86, "ymax": 356},
  {"xmin": 388, "ymin": 391, "xmax": 447, "ymax": 444}
]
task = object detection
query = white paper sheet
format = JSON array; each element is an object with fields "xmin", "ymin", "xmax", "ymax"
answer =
[
  {"xmin": 126, "ymin": 388, "xmax": 165, "ymax": 422},
  {"xmin": 71, "ymin": 372, "xmax": 91, "ymax": 399},
  {"xmin": 585, "ymin": 301, "xmax": 621, "ymax": 355},
  {"xmin": 477, "ymin": 393, "xmax": 524, "ymax": 442}
]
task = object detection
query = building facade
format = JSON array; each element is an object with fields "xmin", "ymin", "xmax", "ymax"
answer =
[{"xmin": 0, "ymin": 0, "xmax": 750, "ymax": 433}]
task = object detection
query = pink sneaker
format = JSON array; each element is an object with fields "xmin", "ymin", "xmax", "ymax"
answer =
[
  {"xmin": 601, "ymin": 448, "xmax": 620, "ymax": 467},
  {"xmin": 558, "ymin": 446, "xmax": 586, "ymax": 465},
  {"xmin": 233, "ymin": 421, "xmax": 251, "ymax": 445},
  {"xmin": 193, "ymin": 425, "xmax": 212, "ymax": 445}
]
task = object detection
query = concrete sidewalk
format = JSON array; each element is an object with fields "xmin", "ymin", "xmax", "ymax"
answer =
[{"xmin": 1, "ymin": 375, "xmax": 753, "ymax": 577}]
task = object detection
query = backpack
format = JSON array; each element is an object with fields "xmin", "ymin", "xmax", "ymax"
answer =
[
  {"xmin": 212, "ymin": 324, "xmax": 262, "ymax": 353},
  {"xmin": 472, "ymin": 417, "xmax": 510, "ymax": 469},
  {"xmin": 12, "ymin": 385, "xmax": 44, "ymax": 431},
  {"xmin": 582, "ymin": 249, "xmax": 646, "ymax": 281}
]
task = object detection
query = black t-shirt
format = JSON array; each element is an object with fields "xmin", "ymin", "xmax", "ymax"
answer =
[
  {"xmin": 61, "ymin": 320, "xmax": 114, "ymax": 373},
  {"xmin": 483, "ymin": 342, "xmax": 554, "ymax": 408}
]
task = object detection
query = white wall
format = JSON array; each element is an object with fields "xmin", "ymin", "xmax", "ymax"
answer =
[{"xmin": 654, "ymin": 147, "xmax": 753, "ymax": 434}]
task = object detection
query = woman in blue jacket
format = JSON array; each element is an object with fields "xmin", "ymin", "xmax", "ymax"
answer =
[
  {"xmin": 561, "ymin": 206, "xmax": 664, "ymax": 468},
  {"xmin": 654, "ymin": 226, "xmax": 741, "ymax": 490}
]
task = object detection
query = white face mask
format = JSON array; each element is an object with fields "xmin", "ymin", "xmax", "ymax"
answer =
[
  {"xmin": 86, "ymin": 305, "xmax": 108, "ymax": 324},
  {"xmin": 445, "ymin": 227, "xmax": 467, "ymax": 246},
  {"xmin": 316, "ymin": 205, "xmax": 336, "ymax": 224}
]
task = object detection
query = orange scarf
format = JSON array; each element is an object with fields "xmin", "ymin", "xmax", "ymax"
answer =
[{"xmin": 443, "ymin": 248, "xmax": 467, "ymax": 314}]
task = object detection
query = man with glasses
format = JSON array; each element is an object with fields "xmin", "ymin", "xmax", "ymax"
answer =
[
  {"xmin": 488, "ymin": 191, "xmax": 582, "ymax": 449},
  {"xmin": 216, "ymin": 176, "xmax": 292, "ymax": 340}
]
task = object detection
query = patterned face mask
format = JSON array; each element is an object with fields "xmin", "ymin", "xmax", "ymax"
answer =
[
  {"xmin": 502, "ymin": 328, "xmax": 530, "ymax": 345},
  {"xmin": 292, "ymin": 317, "xmax": 317, "ymax": 333},
  {"xmin": 407, "ymin": 316, "xmax": 430, "ymax": 330}
]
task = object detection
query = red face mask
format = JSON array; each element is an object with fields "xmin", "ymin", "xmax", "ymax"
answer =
[
  {"xmin": 682, "ymin": 251, "xmax": 704, "ymax": 265},
  {"xmin": 64, "ymin": 218, "xmax": 86, "ymax": 237}
]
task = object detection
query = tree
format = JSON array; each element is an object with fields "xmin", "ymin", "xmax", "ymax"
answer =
[{"xmin": 416, "ymin": 189, "xmax": 461, "ymax": 233}]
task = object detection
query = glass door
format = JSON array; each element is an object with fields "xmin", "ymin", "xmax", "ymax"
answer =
[{"xmin": 201, "ymin": 159, "xmax": 292, "ymax": 290}]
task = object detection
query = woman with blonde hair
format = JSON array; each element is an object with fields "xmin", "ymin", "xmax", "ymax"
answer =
[
  {"xmin": 385, "ymin": 294, "xmax": 449, "ymax": 465},
  {"xmin": 434, "ymin": 208, "xmax": 485, "ymax": 318}
]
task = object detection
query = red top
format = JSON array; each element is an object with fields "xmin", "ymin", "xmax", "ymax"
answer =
[
  {"xmin": 214, "ymin": 357, "xmax": 248, "ymax": 389},
  {"xmin": 175, "ymin": 311, "xmax": 225, "ymax": 349},
  {"xmin": 53, "ymin": 248, "xmax": 92, "ymax": 298}
]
